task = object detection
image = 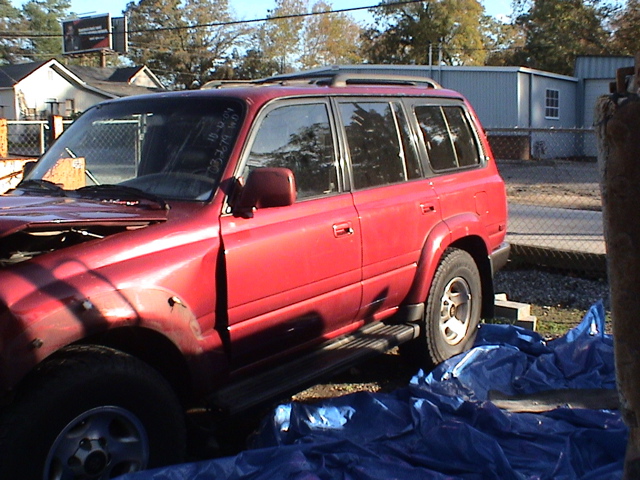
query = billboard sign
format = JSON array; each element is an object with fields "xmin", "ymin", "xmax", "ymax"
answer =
[
  {"xmin": 111, "ymin": 16, "xmax": 128, "ymax": 54},
  {"xmin": 62, "ymin": 14, "xmax": 112, "ymax": 54}
]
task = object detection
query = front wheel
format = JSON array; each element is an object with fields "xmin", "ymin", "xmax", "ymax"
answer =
[
  {"xmin": 403, "ymin": 248, "xmax": 482, "ymax": 368},
  {"xmin": 0, "ymin": 345, "xmax": 186, "ymax": 480}
]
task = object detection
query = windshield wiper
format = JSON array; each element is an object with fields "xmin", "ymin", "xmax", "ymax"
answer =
[
  {"xmin": 72, "ymin": 184, "xmax": 169, "ymax": 210},
  {"xmin": 13, "ymin": 179, "xmax": 67, "ymax": 196}
]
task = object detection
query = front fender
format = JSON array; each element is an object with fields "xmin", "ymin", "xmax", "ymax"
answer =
[{"xmin": 0, "ymin": 286, "xmax": 209, "ymax": 391}]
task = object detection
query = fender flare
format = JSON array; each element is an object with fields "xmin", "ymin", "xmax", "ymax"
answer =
[
  {"xmin": 406, "ymin": 213, "xmax": 491, "ymax": 306},
  {"xmin": 1, "ymin": 286, "xmax": 223, "ymax": 392}
]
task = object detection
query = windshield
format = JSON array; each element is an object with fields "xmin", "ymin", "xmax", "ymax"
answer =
[{"xmin": 25, "ymin": 96, "xmax": 244, "ymax": 202}]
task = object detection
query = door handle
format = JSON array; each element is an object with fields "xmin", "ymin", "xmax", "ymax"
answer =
[
  {"xmin": 333, "ymin": 222, "xmax": 354, "ymax": 237},
  {"xmin": 420, "ymin": 203, "xmax": 436, "ymax": 214}
]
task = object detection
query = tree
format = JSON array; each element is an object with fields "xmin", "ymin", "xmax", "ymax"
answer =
[
  {"xmin": 300, "ymin": 1, "xmax": 363, "ymax": 69},
  {"xmin": 232, "ymin": 48, "xmax": 281, "ymax": 79},
  {"xmin": 512, "ymin": 0, "xmax": 611, "ymax": 75},
  {"xmin": 248, "ymin": 0, "xmax": 362, "ymax": 75},
  {"xmin": 482, "ymin": 15, "xmax": 526, "ymax": 66},
  {"xmin": 610, "ymin": 0, "xmax": 640, "ymax": 56},
  {"xmin": 21, "ymin": 0, "xmax": 70, "ymax": 59},
  {"xmin": 0, "ymin": 0, "xmax": 28, "ymax": 64},
  {"xmin": 126, "ymin": 0, "xmax": 245, "ymax": 89},
  {"xmin": 361, "ymin": 0, "xmax": 487, "ymax": 66},
  {"xmin": 260, "ymin": 0, "xmax": 307, "ymax": 73}
]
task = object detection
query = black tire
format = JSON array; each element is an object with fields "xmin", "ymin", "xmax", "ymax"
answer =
[
  {"xmin": 0, "ymin": 345, "xmax": 186, "ymax": 480},
  {"xmin": 403, "ymin": 248, "xmax": 482, "ymax": 368}
]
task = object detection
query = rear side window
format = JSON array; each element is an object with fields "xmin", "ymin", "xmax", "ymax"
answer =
[
  {"xmin": 415, "ymin": 105, "xmax": 481, "ymax": 171},
  {"xmin": 245, "ymin": 102, "xmax": 338, "ymax": 200},
  {"xmin": 339, "ymin": 101, "xmax": 421, "ymax": 190}
]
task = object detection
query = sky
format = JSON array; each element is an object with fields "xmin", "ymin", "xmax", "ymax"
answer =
[{"xmin": 12, "ymin": 0, "xmax": 514, "ymax": 23}]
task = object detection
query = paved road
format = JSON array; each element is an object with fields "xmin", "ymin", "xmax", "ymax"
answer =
[{"xmin": 507, "ymin": 203, "xmax": 605, "ymax": 255}]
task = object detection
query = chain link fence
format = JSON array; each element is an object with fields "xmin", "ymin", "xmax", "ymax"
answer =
[
  {"xmin": 487, "ymin": 128, "xmax": 606, "ymax": 273},
  {"xmin": 6, "ymin": 120, "xmax": 75, "ymax": 157},
  {"xmin": 0, "ymin": 122, "xmax": 607, "ymax": 272},
  {"xmin": 2, "ymin": 119, "xmax": 138, "ymax": 188}
]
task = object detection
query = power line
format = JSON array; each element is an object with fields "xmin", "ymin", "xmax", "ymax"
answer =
[{"xmin": 0, "ymin": 0, "xmax": 426, "ymax": 39}]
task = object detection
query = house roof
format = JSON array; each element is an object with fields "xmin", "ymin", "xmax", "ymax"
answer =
[
  {"xmin": 0, "ymin": 60, "xmax": 165, "ymax": 97},
  {"xmin": 0, "ymin": 61, "xmax": 48, "ymax": 88},
  {"xmin": 64, "ymin": 65, "xmax": 165, "ymax": 97}
]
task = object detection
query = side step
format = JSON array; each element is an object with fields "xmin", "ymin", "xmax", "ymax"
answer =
[{"xmin": 210, "ymin": 322, "xmax": 420, "ymax": 415}]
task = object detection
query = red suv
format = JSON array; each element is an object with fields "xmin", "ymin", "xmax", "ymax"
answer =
[{"xmin": 0, "ymin": 72, "xmax": 508, "ymax": 479}]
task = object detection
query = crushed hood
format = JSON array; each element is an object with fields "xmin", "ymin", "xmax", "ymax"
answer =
[{"xmin": 0, "ymin": 195, "xmax": 168, "ymax": 238}]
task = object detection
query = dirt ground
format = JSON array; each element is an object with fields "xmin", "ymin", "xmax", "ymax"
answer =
[{"xmin": 498, "ymin": 159, "xmax": 602, "ymax": 210}]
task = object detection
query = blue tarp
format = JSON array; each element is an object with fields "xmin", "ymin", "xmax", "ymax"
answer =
[{"xmin": 120, "ymin": 301, "xmax": 626, "ymax": 480}]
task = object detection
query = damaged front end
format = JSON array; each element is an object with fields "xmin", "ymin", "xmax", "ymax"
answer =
[{"xmin": 0, "ymin": 195, "xmax": 169, "ymax": 266}]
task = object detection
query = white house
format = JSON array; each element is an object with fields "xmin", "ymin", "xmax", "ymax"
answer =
[{"xmin": 0, "ymin": 59, "xmax": 165, "ymax": 120}]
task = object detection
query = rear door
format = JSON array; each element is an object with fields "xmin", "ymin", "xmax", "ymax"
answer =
[
  {"xmin": 220, "ymin": 99, "xmax": 362, "ymax": 368},
  {"xmin": 411, "ymin": 100, "xmax": 506, "ymax": 247},
  {"xmin": 336, "ymin": 98, "xmax": 441, "ymax": 320}
]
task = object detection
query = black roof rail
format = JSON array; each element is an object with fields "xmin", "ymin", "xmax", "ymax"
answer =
[
  {"xmin": 201, "ymin": 79, "xmax": 255, "ymax": 89},
  {"xmin": 257, "ymin": 71, "xmax": 441, "ymax": 89}
]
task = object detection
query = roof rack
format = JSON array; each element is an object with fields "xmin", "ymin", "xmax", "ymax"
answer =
[
  {"xmin": 201, "ymin": 79, "xmax": 255, "ymax": 89},
  {"xmin": 200, "ymin": 72, "xmax": 441, "ymax": 90},
  {"xmin": 257, "ymin": 71, "xmax": 441, "ymax": 89}
]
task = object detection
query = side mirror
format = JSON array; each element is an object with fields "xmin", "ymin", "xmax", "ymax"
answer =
[{"xmin": 234, "ymin": 167, "xmax": 296, "ymax": 217}]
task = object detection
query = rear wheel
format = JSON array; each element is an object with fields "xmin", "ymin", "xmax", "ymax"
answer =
[
  {"xmin": 403, "ymin": 248, "xmax": 482, "ymax": 368},
  {"xmin": 0, "ymin": 345, "xmax": 186, "ymax": 480}
]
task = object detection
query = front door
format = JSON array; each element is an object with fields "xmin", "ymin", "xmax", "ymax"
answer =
[{"xmin": 220, "ymin": 100, "xmax": 362, "ymax": 368}]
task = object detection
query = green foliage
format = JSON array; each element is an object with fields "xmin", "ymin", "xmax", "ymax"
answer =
[
  {"xmin": 261, "ymin": 0, "xmax": 307, "ymax": 73},
  {"xmin": 0, "ymin": 0, "xmax": 27, "ymax": 64},
  {"xmin": 362, "ymin": 0, "xmax": 487, "ymax": 66},
  {"xmin": 300, "ymin": 1, "xmax": 363, "ymax": 69},
  {"xmin": 21, "ymin": 0, "xmax": 70, "ymax": 58},
  {"xmin": 482, "ymin": 15, "xmax": 526, "ymax": 66},
  {"xmin": 1, "ymin": 0, "xmax": 634, "ymax": 86},
  {"xmin": 610, "ymin": 0, "xmax": 640, "ymax": 55},
  {"xmin": 511, "ymin": 0, "xmax": 612, "ymax": 75},
  {"xmin": 236, "ymin": 0, "xmax": 362, "ymax": 78},
  {"xmin": 126, "ymin": 0, "xmax": 244, "ymax": 89},
  {"xmin": 232, "ymin": 48, "xmax": 281, "ymax": 80}
]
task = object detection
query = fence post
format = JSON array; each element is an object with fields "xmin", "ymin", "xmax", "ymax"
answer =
[
  {"xmin": 595, "ymin": 53, "xmax": 640, "ymax": 479},
  {"xmin": 38, "ymin": 123, "xmax": 45, "ymax": 155},
  {"xmin": 0, "ymin": 119, "xmax": 7, "ymax": 158},
  {"xmin": 49, "ymin": 115, "xmax": 63, "ymax": 144}
]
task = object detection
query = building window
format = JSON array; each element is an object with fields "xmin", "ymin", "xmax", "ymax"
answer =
[{"xmin": 545, "ymin": 89, "xmax": 559, "ymax": 119}]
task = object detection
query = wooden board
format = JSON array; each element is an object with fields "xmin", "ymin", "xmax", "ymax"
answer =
[{"xmin": 42, "ymin": 157, "xmax": 86, "ymax": 190}]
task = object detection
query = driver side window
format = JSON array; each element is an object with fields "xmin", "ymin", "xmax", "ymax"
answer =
[{"xmin": 244, "ymin": 102, "xmax": 338, "ymax": 200}]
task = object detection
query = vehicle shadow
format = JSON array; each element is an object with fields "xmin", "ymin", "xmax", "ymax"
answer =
[{"xmin": 186, "ymin": 348, "xmax": 422, "ymax": 460}]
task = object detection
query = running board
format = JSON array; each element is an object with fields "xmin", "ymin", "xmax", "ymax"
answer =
[{"xmin": 210, "ymin": 322, "xmax": 419, "ymax": 415}]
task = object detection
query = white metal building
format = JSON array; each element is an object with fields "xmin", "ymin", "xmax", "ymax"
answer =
[{"xmin": 291, "ymin": 58, "xmax": 634, "ymax": 160}]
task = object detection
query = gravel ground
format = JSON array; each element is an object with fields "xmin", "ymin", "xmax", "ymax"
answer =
[
  {"xmin": 494, "ymin": 266, "xmax": 609, "ymax": 311},
  {"xmin": 289, "ymin": 266, "xmax": 612, "ymax": 405},
  {"xmin": 494, "ymin": 266, "xmax": 611, "ymax": 337}
]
